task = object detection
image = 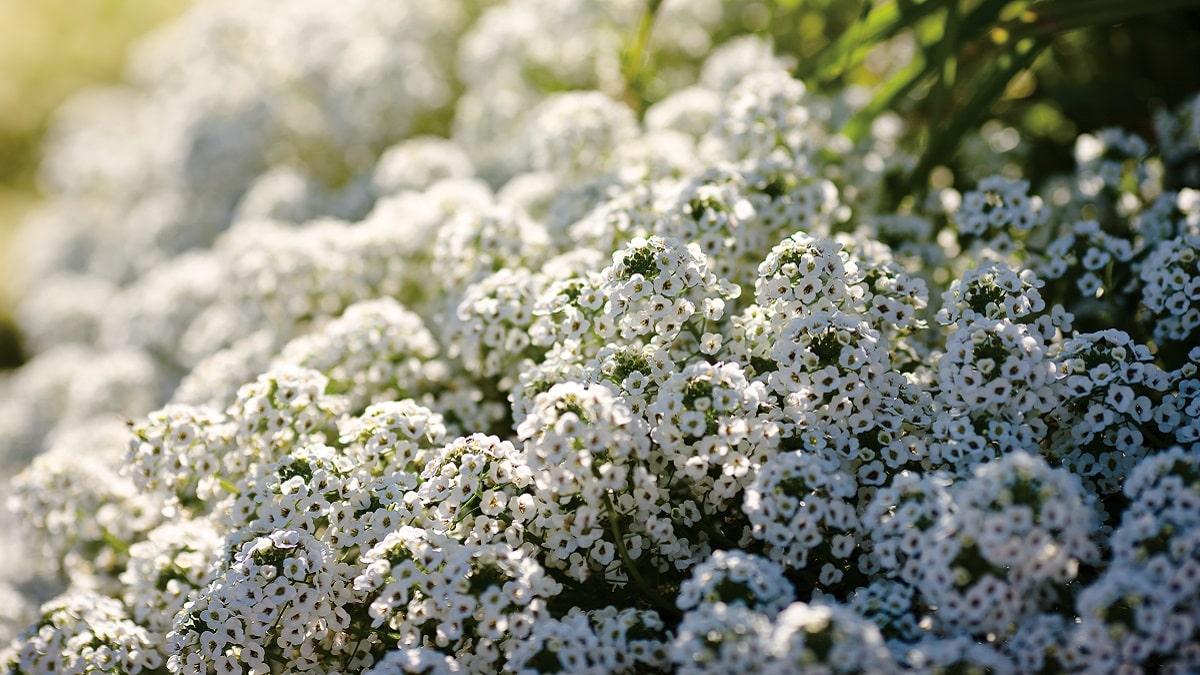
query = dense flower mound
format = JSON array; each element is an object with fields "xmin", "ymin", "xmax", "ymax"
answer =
[{"xmin": 2, "ymin": 0, "xmax": 1200, "ymax": 673}]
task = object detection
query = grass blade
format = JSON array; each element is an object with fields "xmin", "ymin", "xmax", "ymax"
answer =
[
  {"xmin": 801, "ymin": 0, "xmax": 943, "ymax": 85},
  {"xmin": 900, "ymin": 36, "xmax": 1051, "ymax": 204}
]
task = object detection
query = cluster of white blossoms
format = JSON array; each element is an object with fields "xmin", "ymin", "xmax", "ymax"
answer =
[
  {"xmin": 1070, "ymin": 446, "xmax": 1200, "ymax": 673},
  {"xmin": 3, "ymin": 0, "xmax": 1200, "ymax": 673},
  {"xmin": 1141, "ymin": 232, "xmax": 1200, "ymax": 342},
  {"xmin": 1048, "ymin": 329, "xmax": 1175, "ymax": 497},
  {"xmin": 3, "ymin": 591, "xmax": 162, "ymax": 674}
]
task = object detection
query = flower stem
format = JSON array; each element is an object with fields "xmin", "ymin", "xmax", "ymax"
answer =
[
  {"xmin": 604, "ymin": 495, "xmax": 679, "ymax": 618},
  {"xmin": 621, "ymin": 0, "xmax": 663, "ymax": 114},
  {"xmin": 219, "ymin": 477, "xmax": 241, "ymax": 495}
]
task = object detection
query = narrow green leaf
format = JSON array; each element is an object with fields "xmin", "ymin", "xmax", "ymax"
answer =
[
  {"xmin": 956, "ymin": 0, "xmax": 1027, "ymax": 43},
  {"xmin": 927, "ymin": 0, "xmax": 963, "ymax": 127},
  {"xmin": 801, "ymin": 0, "xmax": 943, "ymax": 85},
  {"xmin": 621, "ymin": 0, "xmax": 664, "ymax": 114},
  {"xmin": 842, "ymin": 52, "xmax": 931, "ymax": 142},
  {"xmin": 900, "ymin": 37, "xmax": 1051, "ymax": 203}
]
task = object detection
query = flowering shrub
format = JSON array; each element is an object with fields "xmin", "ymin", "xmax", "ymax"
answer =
[{"xmin": 2, "ymin": 0, "xmax": 1200, "ymax": 673}]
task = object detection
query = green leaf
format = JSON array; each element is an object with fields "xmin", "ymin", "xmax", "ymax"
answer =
[
  {"xmin": 927, "ymin": 0, "xmax": 963, "ymax": 124},
  {"xmin": 620, "ymin": 0, "xmax": 665, "ymax": 114},
  {"xmin": 841, "ymin": 51, "xmax": 930, "ymax": 142},
  {"xmin": 901, "ymin": 36, "xmax": 1051, "ymax": 203},
  {"xmin": 801, "ymin": 0, "xmax": 943, "ymax": 85}
]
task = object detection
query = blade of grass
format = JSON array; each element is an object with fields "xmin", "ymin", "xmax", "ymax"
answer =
[
  {"xmin": 841, "ymin": 51, "xmax": 931, "ymax": 142},
  {"xmin": 832, "ymin": 0, "xmax": 877, "ymax": 81},
  {"xmin": 841, "ymin": 0, "xmax": 1001, "ymax": 143},
  {"xmin": 899, "ymin": 36, "xmax": 1051, "ymax": 205},
  {"xmin": 801, "ymin": 0, "xmax": 943, "ymax": 85},
  {"xmin": 956, "ymin": 0, "xmax": 1028, "ymax": 44},
  {"xmin": 620, "ymin": 0, "xmax": 664, "ymax": 114},
  {"xmin": 927, "ymin": 0, "xmax": 962, "ymax": 131}
]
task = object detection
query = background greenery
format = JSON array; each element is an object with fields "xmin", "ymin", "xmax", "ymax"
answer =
[{"xmin": 2, "ymin": 0, "xmax": 1199, "ymax": 370}]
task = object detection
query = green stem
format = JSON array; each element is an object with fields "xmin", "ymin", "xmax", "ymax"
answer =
[
  {"xmin": 218, "ymin": 477, "xmax": 241, "ymax": 496},
  {"xmin": 100, "ymin": 528, "xmax": 130, "ymax": 555},
  {"xmin": 604, "ymin": 496, "xmax": 679, "ymax": 618},
  {"xmin": 704, "ymin": 518, "xmax": 742, "ymax": 550},
  {"xmin": 621, "ymin": 0, "xmax": 664, "ymax": 114}
]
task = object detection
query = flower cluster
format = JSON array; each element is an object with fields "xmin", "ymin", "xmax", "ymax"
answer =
[
  {"xmin": 1037, "ymin": 218, "xmax": 1135, "ymax": 302},
  {"xmin": 648, "ymin": 361, "xmax": 777, "ymax": 514},
  {"xmin": 120, "ymin": 518, "xmax": 223, "ymax": 640},
  {"xmin": 929, "ymin": 318, "xmax": 1058, "ymax": 469},
  {"xmin": 415, "ymin": 433, "xmax": 531, "ymax": 549},
  {"xmin": 432, "ymin": 205, "xmax": 551, "ymax": 295},
  {"xmin": 937, "ymin": 261, "xmax": 1049, "ymax": 330},
  {"xmin": 710, "ymin": 69, "xmax": 813, "ymax": 162},
  {"xmin": 166, "ymin": 529, "xmax": 357, "ymax": 674},
  {"xmin": 1048, "ymin": 329, "xmax": 1175, "ymax": 496},
  {"xmin": 226, "ymin": 366, "xmax": 347, "ymax": 466},
  {"xmin": 1070, "ymin": 445, "xmax": 1200, "ymax": 672},
  {"xmin": 952, "ymin": 176, "xmax": 1049, "ymax": 258},
  {"xmin": 451, "ymin": 268, "xmax": 545, "ymax": 379},
  {"xmin": 3, "ymin": 1, "xmax": 1200, "ymax": 673},
  {"xmin": 0, "ymin": 591, "xmax": 161, "ymax": 674},
  {"xmin": 10, "ymin": 421, "xmax": 163, "ymax": 587},
  {"xmin": 669, "ymin": 595, "xmax": 896, "ymax": 675},
  {"xmin": 744, "ymin": 449, "xmax": 861, "ymax": 591},
  {"xmin": 675, "ymin": 550, "xmax": 795, "ymax": 616},
  {"xmin": 914, "ymin": 452, "xmax": 1097, "ymax": 638},
  {"xmin": 353, "ymin": 527, "xmax": 561, "ymax": 672},
  {"xmin": 128, "ymin": 405, "xmax": 235, "ymax": 509},
  {"xmin": 517, "ymin": 383, "xmax": 670, "ymax": 580},
  {"xmin": 1141, "ymin": 231, "xmax": 1200, "ymax": 344},
  {"xmin": 505, "ymin": 606, "xmax": 669, "ymax": 675},
  {"xmin": 1073, "ymin": 128, "xmax": 1152, "ymax": 202},
  {"xmin": 275, "ymin": 298, "xmax": 439, "ymax": 411}
]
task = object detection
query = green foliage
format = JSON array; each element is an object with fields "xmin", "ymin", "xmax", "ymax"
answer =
[{"xmin": 629, "ymin": 0, "xmax": 1200, "ymax": 206}]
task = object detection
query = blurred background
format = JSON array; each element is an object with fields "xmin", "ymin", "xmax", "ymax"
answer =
[
  {"xmin": 0, "ymin": 0, "xmax": 192, "ymax": 368},
  {"xmin": 2, "ymin": 0, "xmax": 1199, "ymax": 371}
]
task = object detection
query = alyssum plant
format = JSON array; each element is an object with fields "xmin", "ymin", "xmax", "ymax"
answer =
[{"xmin": 2, "ymin": 0, "xmax": 1200, "ymax": 673}]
